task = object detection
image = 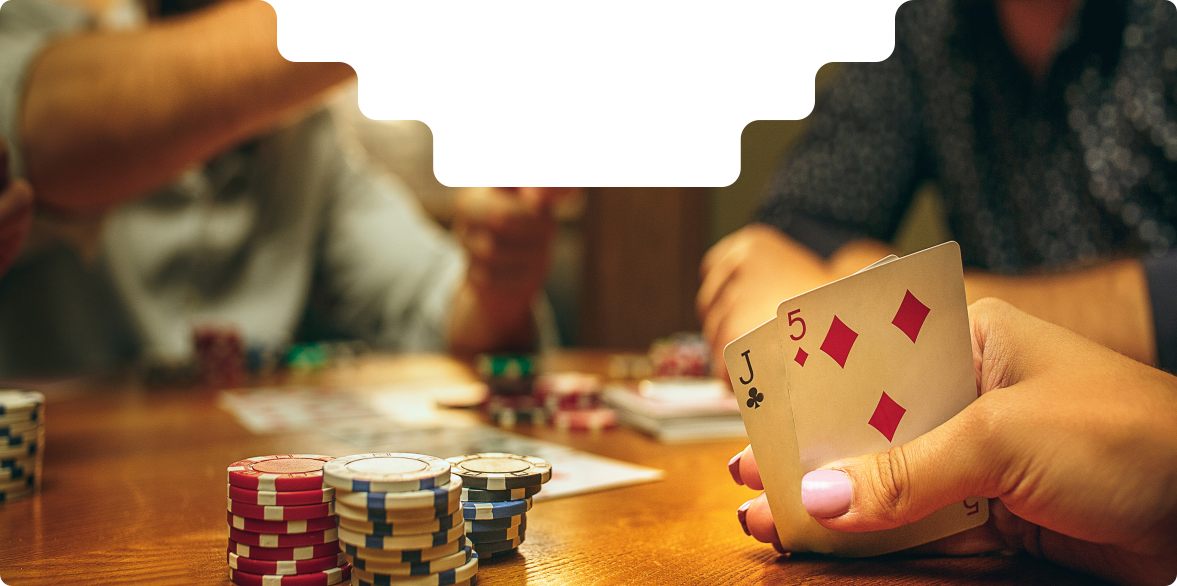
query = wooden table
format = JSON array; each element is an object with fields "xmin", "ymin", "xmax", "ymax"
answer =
[{"xmin": 0, "ymin": 351, "xmax": 1105, "ymax": 585}]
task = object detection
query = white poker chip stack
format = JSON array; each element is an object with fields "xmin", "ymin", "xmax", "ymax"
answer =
[
  {"xmin": 0, "ymin": 390, "xmax": 44, "ymax": 504},
  {"xmin": 447, "ymin": 453, "xmax": 553, "ymax": 559},
  {"xmin": 323, "ymin": 453, "xmax": 479, "ymax": 586}
]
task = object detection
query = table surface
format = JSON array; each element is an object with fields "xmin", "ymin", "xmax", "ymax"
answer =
[{"xmin": 0, "ymin": 351, "xmax": 1106, "ymax": 586}]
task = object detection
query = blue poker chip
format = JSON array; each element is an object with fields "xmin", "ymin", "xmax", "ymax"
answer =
[
  {"xmin": 343, "ymin": 535, "xmax": 466, "ymax": 565},
  {"xmin": 0, "ymin": 440, "xmax": 38, "ymax": 459},
  {"xmin": 0, "ymin": 486, "xmax": 35, "ymax": 502},
  {"xmin": 0, "ymin": 391, "xmax": 43, "ymax": 417},
  {"xmin": 0, "ymin": 420, "xmax": 41, "ymax": 437},
  {"xmin": 466, "ymin": 520, "xmax": 526, "ymax": 543},
  {"xmin": 352, "ymin": 549, "xmax": 478, "ymax": 586},
  {"xmin": 349, "ymin": 546, "xmax": 471, "ymax": 576},
  {"xmin": 460, "ymin": 497, "xmax": 532, "ymax": 520},
  {"xmin": 464, "ymin": 512, "xmax": 525, "ymax": 532}
]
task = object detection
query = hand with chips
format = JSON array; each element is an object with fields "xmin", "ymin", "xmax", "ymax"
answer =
[
  {"xmin": 448, "ymin": 187, "xmax": 579, "ymax": 354},
  {"xmin": 697, "ymin": 224, "xmax": 891, "ymax": 378},
  {"xmin": 729, "ymin": 299, "xmax": 1177, "ymax": 586},
  {"xmin": 0, "ymin": 137, "xmax": 35, "ymax": 277}
]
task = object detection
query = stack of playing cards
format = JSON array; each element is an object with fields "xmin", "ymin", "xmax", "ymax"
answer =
[{"xmin": 724, "ymin": 242, "xmax": 989, "ymax": 556}]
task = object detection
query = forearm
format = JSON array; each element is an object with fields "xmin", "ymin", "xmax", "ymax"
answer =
[
  {"xmin": 21, "ymin": 0, "xmax": 353, "ymax": 213},
  {"xmin": 965, "ymin": 259, "xmax": 1157, "ymax": 365},
  {"xmin": 447, "ymin": 283, "xmax": 537, "ymax": 357}
]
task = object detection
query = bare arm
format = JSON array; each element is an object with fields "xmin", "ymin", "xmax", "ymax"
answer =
[{"xmin": 21, "ymin": 0, "xmax": 353, "ymax": 214}]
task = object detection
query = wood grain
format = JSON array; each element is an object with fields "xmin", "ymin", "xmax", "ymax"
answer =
[{"xmin": 0, "ymin": 352, "xmax": 1107, "ymax": 585}]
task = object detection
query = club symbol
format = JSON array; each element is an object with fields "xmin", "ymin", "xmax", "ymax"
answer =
[{"xmin": 746, "ymin": 387, "xmax": 764, "ymax": 409}]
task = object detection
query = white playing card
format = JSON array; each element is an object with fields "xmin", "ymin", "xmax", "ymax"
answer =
[{"xmin": 727, "ymin": 242, "xmax": 987, "ymax": 556}]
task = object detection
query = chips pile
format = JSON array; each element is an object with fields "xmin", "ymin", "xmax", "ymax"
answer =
[
  {"xmin": 535, "ymin": 373, "xmax": 616, "ymax": 432},
  {"xmin": 477, "ymin": 355, "xmax": 542, "ymax": 427},
  {"xmin": 447, "ymin": 453, "xmax": 552, "ymax": 559},
  {"xmin": 0, "ymin": 390, "xmax": 44, "ymax": 503},
  {"xmin": 195, "ymin": 324, "xmax": 246, "ymax": 388},
  {"xmin": 324, "ymin": 453, "xmax": 478, "ymax": 586},
  {"xmin": 648, "ymin": 332, "xmax": 711, "ymax": 378},
  {"xmin": 226, "ymin": 455, "xmax": 350, "ymax": 586}
]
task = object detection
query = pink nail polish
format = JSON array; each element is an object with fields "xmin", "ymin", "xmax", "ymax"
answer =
[
  {"xmin": 728, "ymin": 453, "xmax": 744, "ymax": 485},
  {"xmin": 800, "ymin": 469, "xmax": 852, "ymax": 518},
  {"xmin": 737, "ymin": 500, "xmax": 752, "ymax": 535}
]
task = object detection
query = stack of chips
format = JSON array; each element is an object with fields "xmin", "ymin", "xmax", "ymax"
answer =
[
  {"xmin": 323, "ymin": 453, "xmax": 478, "ymax": 586},
  {"xmin": 534, "ymin": 373, "xmax": 616, "ymax": 432},
  {"xmin": 447, "ymin": 453, "xmax": 553, "ymax": 559},
  {"xmin": 194, "ymin": 323, "xmax": 246, "ymax": 388},
  {"xmin": 0, "ymin": 390, "xmax": 44, "ymax": 503},
  {"xmin": 226, "ymin": 455, "xmax": 350, "ymax": 586},
  {"xmin": 477, "ymin": 354, "xmax": 541, "ymax": 427},
  {"xmin": 648, "ymin": 332, "xmax": 711, "ymax": 378}
]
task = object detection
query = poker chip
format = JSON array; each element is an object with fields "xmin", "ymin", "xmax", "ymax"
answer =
[
  {"xmin": 0, "ymin": 487, "xmax": 35, "ymax": 503},
  {"xmin": 1, "ymin": 428, "xmax": 43, "ymax": 448},
  {"xmin": 465, "ymin": 521, "xmax": 525, "ymax": 544},
  {"xmin": 228, "ymin": 513, "xmax": 338, "ymax": 534},
  {"xmin": 351, "ymin": 576, "xmax": 474, "ymax": 586},
  {"xmin": 0, "ymin": 419, "xmax": 41, "ymax": 436},
  {"xmin": 228, "ymin": 552, "xmax": 348, "ymax": 576},
  {"xmin": 228, "ymin": 498, "xmax": 335, "ymax": 521},
  {"xmin": 338, "ymin": 512, "xmax": 460, "ymax": 537},
  {"xmin": 0, "ymin": 455, "xmax": 36, "ymax": 469},
  {"xmin": 552, "ymin": 407, "xmax": 617, "ymax": 432},
  {"xmin": 348, "ymin": 545, "xmax": 470, "ymax": 576},
  {"xmin": 0, "ymin": 391, "xmax": 43, "ymax": 416},
  {"xmin": 342, "ymin": 536, "xmax": 464, "ymax": 564},
  {"xmin": 459, "ymin": 485, "xmax": 540, "ymax": 503},
  {"xmin": 228, "ymin": 563, "xmax": 351, "ymax": 586},
  {"xmin": 228, "ymin": 455, "xmax": 335, "ymax": 492},
  {"xmin": 335, "ymin": 499, "xmax": 460, "ymax": 524},
  {"xmin": 0, "ymin": 410, "xmax": 41, "ymax": 426},
  {"xmin": 350, "ymin": 550, "xmax": 477, "ymax": 586},
  {"xmin": 335, "ymin": 478, "xmax": 462, "ymax": 511},
  {"xmin": 227, "ymin": 539, "xmax": 343, "ymax": 562},
  {"xmin": 464, "ymin": 513, "xmax": 524, "ymax": 532},
  {"xmin": 460, "ymin": 498, "xmax": 532, "ymax": 521},
  {"xmin": 229, "ymin": 526, "xmax": 339, "ymax": 548},
  {"xmin": 337, "ymin": 524, "xmax": 465, "ymax": 551},
  {"xmin": 445, "ymin": 454, "xmax": 551, "ymax": 490},
  {"xmin": 323, "ymin": 454, "xmax": 451, "ymax": 493},
  {"xmin": 0, "ymin": 473, "xmax": 37, "ymax": 493},
  {"xmin": 0, "ymin": 461, "xmax": 34, "ymax": 482},
  {"xmin": 471, "ymin": 535, "xmax": 523, "ymax": 555},
  {"xmin": 230, "ymin": 485, "xmax": 335, "ymax": 506}
]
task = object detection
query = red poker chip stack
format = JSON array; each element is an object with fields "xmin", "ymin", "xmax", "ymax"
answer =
[
  {"xmin": 194, "ymin": 323, "xmax": 246, "ymax": 388},
  {"xmin": 225, "ymin": 455, "xmax": 350, "ymax": 586},
  {"xmin": 535, "ymin": 373, "xmax": 616, "ymax": 432}
]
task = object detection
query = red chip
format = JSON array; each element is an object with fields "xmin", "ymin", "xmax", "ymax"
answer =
[
  {"xmin": 227, "ymin": 539, "xmax": 341, "ymax": 562},
  {"xmin": 227, "ymin": 551, "xmax": 346, "ymax": 576},
  {"xmin": 228, "ymin": 526, "xmax": 338, "ymax": 548},
  {"xmin": 227, "ymin": 455, "xmax": 334, "ymax": 491},
  {"xmin": 229, "ymin": 485, "xmax": 334, "ymax": 506},
  {"xmin": 228, "ymin": 563, "xmax": 350, "ymax": 586},
  {"xmin": 227, "ymin": 512, "xmax": 338, "ymax": 534},
  {"xmin": 227, "ymin": 498, "xmax": 334, "ymax": 521}
]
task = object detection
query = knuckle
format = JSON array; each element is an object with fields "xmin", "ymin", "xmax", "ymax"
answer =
[{"xmin": 866, "ymin": 446, "xmax": 916, "ymax": 524}]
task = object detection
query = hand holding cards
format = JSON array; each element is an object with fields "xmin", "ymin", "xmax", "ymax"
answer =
[{"xmin": 724, "ymin": 242, "xmax": 988, "ymax": 555}]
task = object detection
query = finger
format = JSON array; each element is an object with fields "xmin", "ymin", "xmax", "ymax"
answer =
[
  {"xmin": 737, "ymin": 445, "xmax": 763, "ymax": 491},
  {"xmin": 696, "ymin": 245, "xmax": 739, "ymax": 320},
  {"xmin": 0, "ymin": 179, "xmax": 36, "ymax": 275},
  {"xmin": 745, "ymin": 492, "xmax": 782, "ymax": 547}
]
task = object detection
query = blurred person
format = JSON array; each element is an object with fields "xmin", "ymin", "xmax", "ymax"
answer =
[
  {"xmin": 700, "ymin": 0, "xmax": 1177, "ymax": 373},
  {"xmin": 729, "ymin": 298, "xmax": 1177, "ymax": 586},
  {"xmin": 0, "ymin": 0, "xmax": 565, "ymax": 375},
  {"xmin": 0, "ymin": 137, "xmax": 34, "ymax": 276}
]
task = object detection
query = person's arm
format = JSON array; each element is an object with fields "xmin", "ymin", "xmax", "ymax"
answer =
[
  {"xmin": 731, "ymin": 298, "xmax": 1177, "ymax": 586},
  {"xmin": 21, "ymin": 0, "xmax": 353, "ymax": 214}
]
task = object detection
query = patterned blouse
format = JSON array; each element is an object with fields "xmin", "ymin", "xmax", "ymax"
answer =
[{"xmin": 756, "ymin": 0, "xmax": 1177, "ymax": 371}]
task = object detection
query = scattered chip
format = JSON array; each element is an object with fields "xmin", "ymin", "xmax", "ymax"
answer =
[
  {"xmin": 227, "ymin": 539, "xmax": 343, "ymax": 562},
  {"xmin": 337, "ymin": 524, "xmax": 464, "ymax": 551},
  {"xmin": 228, "ymin": 552, "xmax": 347, "ymax": 576},
  {"xmin": 460, "ymin": 498, "xmax": 533, "ymax": 521},
  {"xmin": 323, "ymin": 454, "xmax": 451, "ymax": 493},
  {"xmin": 228, "ymin": 563, "xmax": 350, "ymax": 586},
  {"xmin": 445, "ymin": 453, "xmax": 551, "ymax": 490},
  {"xmin": 227, "ymin": 513, "xmax": 338, "ymax": 535},
  {"xmin": 227, "ymin": 498, "xmax": 335, "ymax": 521},
  {"xmin": 228, "ymin": 526, "xmax": 339, "ymax": 548},
  {"xmin": 228, "ymin": 455, "xmax": 335, "ymax": 492}
]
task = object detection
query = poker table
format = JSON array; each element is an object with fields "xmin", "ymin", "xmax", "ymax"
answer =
[{"xmin": 0, "ymin": 351, "xmax": 1105, "ymax": 585}]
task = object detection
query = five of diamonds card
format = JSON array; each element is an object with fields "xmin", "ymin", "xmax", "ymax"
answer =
[{"xmin": 724, "ymin": 242, "xmax": 989, "ymax": 556}]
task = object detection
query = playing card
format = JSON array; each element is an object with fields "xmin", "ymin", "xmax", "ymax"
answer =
[{"xmin": 727, "ymin": 242, "xmax": 987, "ymax": 556}]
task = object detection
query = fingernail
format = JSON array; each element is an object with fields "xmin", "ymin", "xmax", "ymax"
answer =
[
  {"xmin": 800, "ymin": 470, "xmax": 852, "ymax": 518},
  {"xmin": 728, "ymin": 453, "xmax": 744, "ymax": 485},
  {"xmin": 737, "ymin": 500, "xmax": 752, "ymax": 535}
]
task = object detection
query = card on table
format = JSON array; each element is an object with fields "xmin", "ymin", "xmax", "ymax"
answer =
[{"xmin": 725, "ymin": 242, "xmax": 988, "ymax": 556}]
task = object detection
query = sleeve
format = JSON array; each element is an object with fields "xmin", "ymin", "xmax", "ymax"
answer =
[
  {"xmin": 1143, "ymin": 252, "xmax": 1177, "ymax": 374},
  {"xmin": 754, "ymin": 17, "xmax": 931, "ymax": 259},
  {"xmin": 309, "ymin": 129, "xmax": 467, "ymax": 353},
  {"xmin": 0, "ymin": 0, "xmax": 91, "ymax": 179}
]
